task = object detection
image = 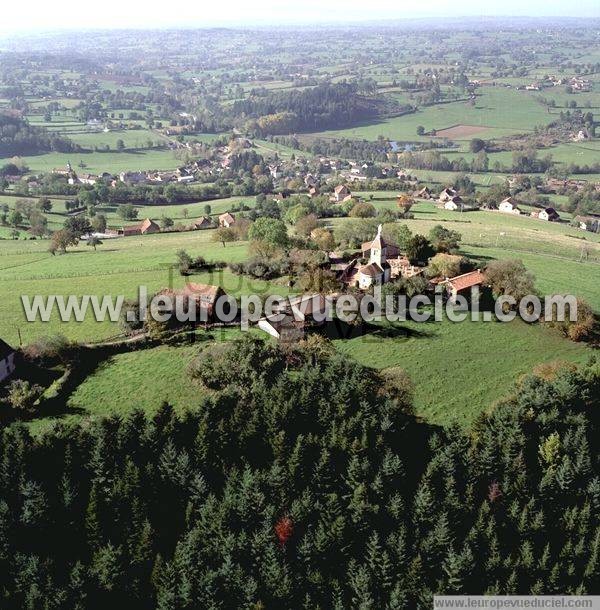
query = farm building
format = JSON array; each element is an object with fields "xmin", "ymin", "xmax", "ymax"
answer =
[
  {"xmin": 156, "ymin": 283, "xmax": 226, "ymax": 322},
  {"xmin": 190, "ymin": 217, "xmax": 213, "ymax": 230},
  {"xmin": 538, "ymin": 207, "xmax": 560, "ymax": 222},
  {"xmin": 258, "ymin": 314, "xmax": 305, "ymax": 343},
  {"xmin": 330, "ymin": 185, "xmax": 352, "ymax": 203},
  {"xmin": 574, "ymin": 215, "xmax": 600, "ymax": 233},
  {"xmin": 415, "ymin": 186, "xmax": 432, "ymax": 200},
  {"xmin": 388, "ymin": 257, "xmax": 424, "ymax": 280},
  {"xmin": 498, "ymin": 197, "xmax": 521, "ymax": 215},
  {"xmin": 118, "ymin": 218, "xmax": 161, "ymax": 237},
  {"xmin": 272, "ymin": 294, "xmax": 329, "ymax": 323},
  {"xmin": 0, "ymin": 340, "xmax": 16, "ymax": 384},
  {"xmin": 444, "ymin": 196, "xmax": 463, "ymax": 211},
  {"xmin": 438, "ymin": 188, "xmax": 458, "ymax": 203},
  {"xmin": 218, "ymin": 212, "xmax": 236, "ymax": 228},
  {"xmin": 444, "ymin": 270, "xmax": 486, "ymax": 303}
]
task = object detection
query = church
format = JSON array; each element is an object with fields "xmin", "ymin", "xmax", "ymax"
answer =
[{"xmin": 356, "ymin": 225, "xmax": 392, "ymax": 289}]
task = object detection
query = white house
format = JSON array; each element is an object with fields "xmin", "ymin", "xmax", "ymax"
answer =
[
  {"xmin": 444, "ymin": 196, "xmax": 463, "ymax": 211},
  {"xmin": 0, "ymin": 340, "xmax": 16, "ymax": 384},
  {"xmin": 538, "ymin": 207, "xmax": 560, "ymax": 222},
  {"xmin": 498, "ymin": 197, "xmax": 521, "ymax": 215}
]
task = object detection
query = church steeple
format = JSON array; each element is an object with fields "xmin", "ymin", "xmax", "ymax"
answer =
[{"xmin": 370, "ymin": 224, "xmax": 387, "ymax": 266}]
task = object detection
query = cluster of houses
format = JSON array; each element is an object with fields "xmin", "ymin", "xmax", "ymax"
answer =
[
  {"xmin": 517, "ymin": 75, "xmax": 592, "ymax": 93},
  {"xmin": 100, "ymin": 211, "xmax": 236, "ymax": 239},
  {"xmin": 497, "ymin": 197, "xmax": 561, "ymax": 221}
]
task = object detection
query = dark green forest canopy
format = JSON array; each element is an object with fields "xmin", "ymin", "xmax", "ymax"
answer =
[
  {"xmin": 231, "ymin": 84, "xmax": 412, "ymax": 135},
  {"xmin": 0, "ymin": 338, "xmax": 599, "ymax": 609},
  {"xmin": 0, "ymin": 113, "xmax": 77, "ymax": 156}
]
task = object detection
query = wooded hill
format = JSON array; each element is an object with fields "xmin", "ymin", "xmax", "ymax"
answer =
[
  {"xmin": 0, "ymin": 113, "xmax": 78, "ymax": 157},
  {"xmin": 0, "ymin": 337, "xmax": 598, "ymax": 608},
  {"xmin": 231, "ymin": 84, "xmax": 413, "ymax": 135}
]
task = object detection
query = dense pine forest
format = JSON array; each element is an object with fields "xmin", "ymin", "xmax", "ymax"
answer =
[{"xmin": 0, "ymin": 337, "xmax": 598, "ymax": 609}]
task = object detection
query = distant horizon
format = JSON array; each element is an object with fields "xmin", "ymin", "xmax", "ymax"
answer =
[{"xmin": 0, "ymin": 1, "xmax": 599, "ymax": 35}]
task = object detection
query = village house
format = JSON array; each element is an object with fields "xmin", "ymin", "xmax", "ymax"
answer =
[
  {"xmin": 388, "ymin": 257, "xmax": 423, "ymax": 280},
  {"xmin": 498, "ymin": 197, "xmax": 521, "ymax": 215},
  {"xmin": 269, "ymin": 165, "xmax": 283, "ymax": 180},
  {"xmin": 443, "ymin": 270, "xmax": 486, "ymax": 304},
  {"xmin": 0, "ymin": 339, "xmax": 16, "ymax": 384},
  {"xmin": 190, "ymin": 216, "xmax": 213, "ymax": 230},
  {"xmin": 438, "ymin": 188, "xmax": 458, "ymax": 203},
  {"xmin": 537, "ymin": 207, "xmax": 560, "ymax": 222},
  {"xmin": 308, "ymin": 186, "xmax": 320, "ymax": 198},
  {"xmin": 415, "ymin": 186, "xmax": 432, "ymax": 200},
  {"xmin": 330, "ymin": 184, "xmax": 352, "ymax": 203},
  {"xmin": 119, "ymin": 171, "xmax": 148, "ymax": 185},
  {"xmin": 444, "ymin": 195, "xmax": 464, "ymax": 211},
  {"xmin": 118, "ymin": 218, "xmax": 161, "ymax": 237},
  {"xmin": 304, "ymin": 173, "xmax": 317, "ymax": 188},
  {"xmin": 218, "ymin": 212, "xmax": 236, "ymax": 228},
  {"xmin": 157, "ymin": 283, "xmax": 225, "ymax": 322},
  {"xmin": 574, "ymin": 215, "xmax": 600, "ymax": 233}
]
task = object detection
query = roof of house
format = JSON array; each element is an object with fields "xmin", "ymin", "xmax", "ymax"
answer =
[
  {"xmin": 259, "ymin": 313, "xmax": 304, "ymax": 336},
  {"xmin": 159, "ymin": 283, "xmax": 222, "ymax": 305},
  {"xmin": 441, "ymin": 188, "xmax": 457, "ymax": 196},
  {"xmin": 219, "ymin": 212, "xmax": 235, "ymax": 224},
  {"xmin": 0, "ymin": 339, "xmax": 14, "ymax": 360},
  {"xmin": 334, "ymin": 184, "xmax": 349, "ymax": 194},
  {"xmin": 193, "ymin": 216, "xmax": 212, "ymax": 227},
  {"xmin": 140, "ymin": 218, "xmax": 160, "ymax": 233},
  {"xmin": 446, "ymin": 270, "xmax": 485, "ymax": 292},
  {"xmin": 120, "ymin": 224, "xmax": 142, "ymax": 234},
  {"xmin": 501, "ymin": 197, "xmax": 519, "ymax": 207},
  {"xmin": 543, "ymin": 207, "xmax": 559, "ymax": 217},
  {"xmin": 359, "ymin": 262, "xmax": 385, "ymax": 277}
]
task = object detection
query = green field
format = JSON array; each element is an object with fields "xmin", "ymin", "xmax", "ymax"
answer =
[
  {"xmin": 0, "ymin": 149, "xmax": 183, "ymax": 173},
  {"xmin": 0, "ymin": 229, "xmax": 289, "ymax": 345},
  {"xmin": 24, "ymin": 314, "xmax": 592, "ymax": 435},
  {"xmin": 334, "ymin": 317, "xmax": 592, "ymax": 426},
  {"xmin": 305, "ymin": 88, "xmax": 553, "ymax": 142}
]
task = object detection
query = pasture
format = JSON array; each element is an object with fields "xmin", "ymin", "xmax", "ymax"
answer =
[{"xmin": 304, "ymin": 88, "xmax": 552, "ymax": 142}]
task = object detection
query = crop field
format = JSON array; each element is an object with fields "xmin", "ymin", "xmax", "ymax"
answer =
[{"xmin": 432, "ymin": 124, "xmax": 489, "ymax": 139}]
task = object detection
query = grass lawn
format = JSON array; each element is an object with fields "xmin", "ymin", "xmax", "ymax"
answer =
[
  {"xmin": 25, "ymin": 327, "xmax": 260, "ymax": 435},
  {"xmin": 333, "ymin": 317, "xmax": 592, "ymax": 427}
]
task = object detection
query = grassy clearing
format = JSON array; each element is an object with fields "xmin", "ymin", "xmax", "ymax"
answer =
[
  {"xmin": 25, "ymin": 316, "xmax": 592, "ymax": 434},
  {"xmin": 334, "ymin": 318, "xmax": 592, "ymax": 427},
  {"xmin": 25, "ymin": 327, "xmax": 260, "ymax": 435}
]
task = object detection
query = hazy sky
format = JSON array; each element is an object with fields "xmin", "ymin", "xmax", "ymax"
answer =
[{"xmin": 2, "ymin": 0, "xmax": 599, "ymax": 31}]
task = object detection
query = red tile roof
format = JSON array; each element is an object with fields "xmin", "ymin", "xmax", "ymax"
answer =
[{"xmin": 446, "ymin": 270, "xmax": 485, "ymax": 292}]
